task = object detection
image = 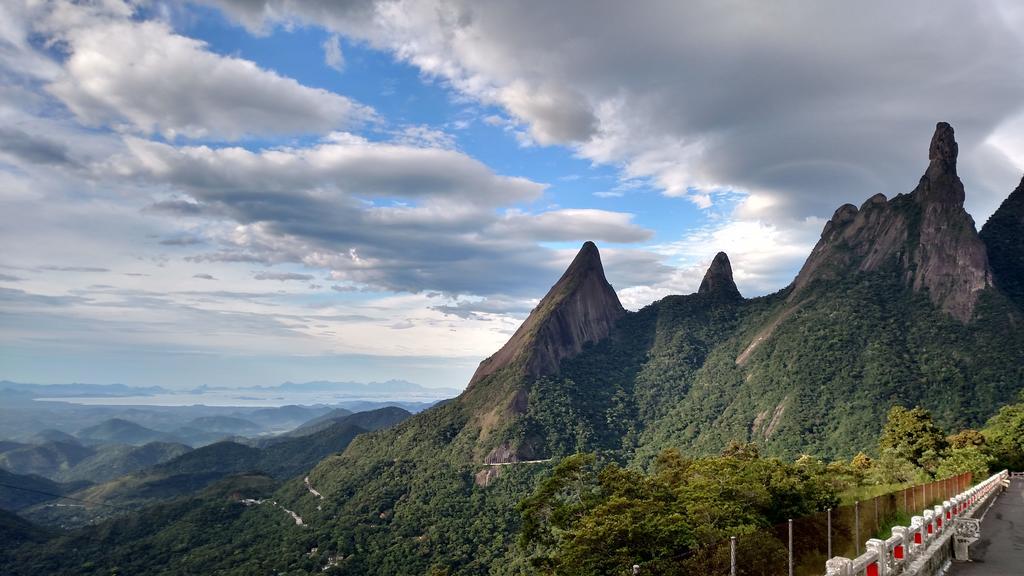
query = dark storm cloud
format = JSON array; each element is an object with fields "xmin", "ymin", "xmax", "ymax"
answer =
[
  {"xmin": 0, "ymin": 127, "xmax": 78, "ymax": 167},
  {"xmin": 145, "ymin": 199, "xmax": 212, "ymax": 217},
  {"xmin": 159, "ymin": 235, "xmax": 205, "ymax": 246}
]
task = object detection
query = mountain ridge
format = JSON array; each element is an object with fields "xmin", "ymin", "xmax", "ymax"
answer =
[
  {"xmin": 791, "ymin": 122, "xmax": 992, "ymax": 321},
  {"xmin": 980, "ymin": 175, "xmax": 1024, "ymax": 309},
  {"xmin": 5, "ymin": 122, "xmax": 1023, "ymax": 576},
  {"xmin": 468, "ymin": 241, "xmax": 625, "ymax": 388}
]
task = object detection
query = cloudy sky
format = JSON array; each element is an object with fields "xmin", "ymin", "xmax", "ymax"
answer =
[{"xmin": 2, "ymin": 0, "xmax": 1023, "ymax": 390}]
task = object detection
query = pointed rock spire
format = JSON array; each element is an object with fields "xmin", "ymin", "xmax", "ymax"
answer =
[
  {"xmin": 791, "ymin": 121, "xmax": 991, "ymax": 322},
  {"xmin": 927, "ymin": 121, "xmax": 958, "ymax": 176},
  {"xmin": 915, "ymin": 121, "xmax": 965, "ymax": 206},
  {"xmin": 698, "ymin": 252, "xmax": 741, "ymax": 299},
  {"xmin": 467, "ymin": 241, "xmax": 625, "ymax": 387}
]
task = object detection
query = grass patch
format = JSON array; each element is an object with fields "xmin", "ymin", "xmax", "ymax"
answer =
[
  {"xmin": 873, "ymin": 510, "xmax": 912, "ymax": 540},
  {"xmin": 839, "ymin": 482, "xmax": 909, "ymax": 505}
]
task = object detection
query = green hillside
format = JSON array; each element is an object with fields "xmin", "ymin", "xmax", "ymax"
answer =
[
  {"xmin": 76, "ymin": 419, "xmax": 173, "ymax": 446},
  {"xmin": 0, "ymin": 441, "xmax": 95, "ymax": 479},
  {"xmin": 57, "ymin": 442, "xmax": 193, "ymax": 484},
  {"xmin": 0, "ymin": 469, "xmax": 87, "ymax": 512},
  {"xmin": 20, "ymin": 409, "xmax": 409, "ymax": 528}
]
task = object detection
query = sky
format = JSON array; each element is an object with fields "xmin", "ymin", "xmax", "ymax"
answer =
[{"xmin": 1, "ymin": 0, "xmax": 1023, "ymax": 390}]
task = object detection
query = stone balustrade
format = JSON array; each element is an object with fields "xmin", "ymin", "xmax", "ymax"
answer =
[{"xmin": 824, "ymin": 470, "xmax": 1009, "ymax": 576}]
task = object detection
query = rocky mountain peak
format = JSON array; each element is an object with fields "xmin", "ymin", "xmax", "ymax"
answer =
[
  {"xmin": 698, "ymin": 252, "xmax": 741, "ymax": 299},
  {"xmin": 980, "ymin": 175, "xmax": 1024, "ymax": 308},
  {"xmin": 467, "ymin": 241, "xmax": 625, "ymax": 388},
  {"xmin": 563, "ymin": 240, "xmax": 602, "ymax": 279},
  {"xmin": 915, "ymin": 121, "xmax": 965, "ymax": 206},
  {"xmin": 791, "ymin": 122, "xmax": 991, "ymax": 321},
  {"xmin": 927, "ymin": 122, "xmax": 958, "ymax": 175}
]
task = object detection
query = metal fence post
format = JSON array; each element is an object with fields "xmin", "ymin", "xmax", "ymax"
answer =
[
  {"xmin": 730, "ymin": 536, "xmax": 737, "ymax": 576},
  {"xmin": 855, "ymin": 501, "xmax": 861, "ymax": 556},
  {"xmin": 788, "ymin": 518, "xmax": 794, "ymax": 576},
  {"xmin": 827, "ymin": 508, "xmax": 833, "ymax": 559}
]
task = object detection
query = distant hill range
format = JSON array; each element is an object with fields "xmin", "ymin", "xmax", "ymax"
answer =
[
  {"xmin": 0, "ymin": 433, "xmax": 191, "ymax": 484},
  {"xmin": 18, "ymin": 407, "xmax": 411, "ymax": 528},
  {"xmin": 1, "ymin": 379, "xmax": 459, "ymax": 402},
  {"xmin": 194, "ymin": 379, "xmax": 461, "ymax": 399}
]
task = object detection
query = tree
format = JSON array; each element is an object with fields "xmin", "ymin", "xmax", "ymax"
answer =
[
  {"xmin": 850, "ymin": 452, "xmax": 873, "ymax": 471},
  {"xmin": 983, "ymin": 395, "xmax": 1024, "ymax": 471},
  {"xmin": 518, "ymin": 449, "xmax": 838, "ymax": 576},
  {"xmin": 867, "ymin": 449, "xmax": 924, "ymax": 485},
  {"xmin": 947, "ymin": 429, "xmax": 986, "ymax": 449},
  {"xmin": 935, "ymin": 447, "xmax": 992, "ymax": 480},
  {"xmin": 878, "ymin": 406, "xmax": 948, "ymax": 475},
  {"xmin": 721, "ymin": 441, "xmax": 760, "ymax": 460}
]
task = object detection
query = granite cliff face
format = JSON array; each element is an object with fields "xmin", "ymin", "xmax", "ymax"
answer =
[
  {"xmin": 698, "ymin": 252, "xmax": 742, "ymax": 299},
  {"xmin": 792, "ymin": 122, "xmax": 992, "ymax": 321},
  {"xmin": 980, "ymin": 176, "xmax": 1024, "ymax": 309},
  {"xmin": 467, "ymin": 241, "xmax": 625, "ymax": 387}
]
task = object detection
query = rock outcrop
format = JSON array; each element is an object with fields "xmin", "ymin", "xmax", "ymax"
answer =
[
  {"xmin": 791, "ymin": 122, "xmax": 992, "ymax": 321},
  {"xmin": 981, "ymin": 175, "xmax": 1024, "ymax": 308},
  {"xmin": 467, "ymin": 241, "xmax": 625, "ymax": 387},
  {"xmin": 698, "ymin": 252, "xmax": 742, "ymax": 299}
]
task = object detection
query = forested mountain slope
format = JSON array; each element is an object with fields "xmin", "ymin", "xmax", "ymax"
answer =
[{"xmin": 4, "ymin": 123, "xmax": 1022, "ymax": 575}]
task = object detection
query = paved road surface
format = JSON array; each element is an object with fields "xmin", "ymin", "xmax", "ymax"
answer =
[{"xmin": 949, "ymin": 478, "xmax": 1024, "ymax": 576}]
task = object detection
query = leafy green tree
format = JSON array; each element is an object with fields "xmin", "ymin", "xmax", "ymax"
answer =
[
  {"xmin": 850, "ymin": 452, "xmax": 873, "ymax": 471},
  {"xmin": 948, "ymin": 429, "xmax": 986, "ymax": 449},
  {"xmin": 935, "ymin": 447, "xmax": 993, "ymax": 480},
  {"xmin": 518, "ymin": 449, "xmax": 837, "ymax": 576},
  {"xmin": 867, "ymin": 449, "xmax": 924, "ymax": 485},
  {"xmin": 878, "ymin": 406, "xmax": 948, "ymax": 475},
  {"xmin": 721, "ymin": 440, "xmax": 760, "ymax": 460},
  {"xmin": 983, "ymin": 394, "xmax": 1024, "ymax": 471}
]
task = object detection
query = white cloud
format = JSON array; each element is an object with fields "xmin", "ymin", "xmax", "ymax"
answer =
[
  {"xmin": 36, "ymin": 1, "xmax": 370, "ymax": 140},
  {"xmin": 208, "ymin": 0, "xmax": 1024, "ymax": 225},
  {"xmin": 389, "ymin": 125, "xmax": 457, "ymax": 149},
  {"xmin": 94, "ymin": 133, "xmax": 663, "ymax": 297},
  {"xmin": 0, "ymin": 0, "xmax": 675, "ymax": 387},
  {"xmin": 322, "ymin": 34, "xmax": 345, "ymax": 72},
  {"xmin": 498, "ymin": 81, "xmax": 596, "ymax": 145},
  {"xmin": 491, "ymin": 209, "xmax": 652, "ymax": 243},
  {"xmin": 118, "ymin": 135, "xmax": 543, "ymax": 207},
  {"xmin": 253, "ymin": 271, "xmax": 314, "ymax": 281},
  {"xmin": 613, "ymin": 218, "xmax": 823, "ymax": 310}
]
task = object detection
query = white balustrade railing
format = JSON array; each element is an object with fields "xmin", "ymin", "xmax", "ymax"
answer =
[{"xmin": 824, "ymin": 470, "xmax": 1009, "ymax": 576}]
